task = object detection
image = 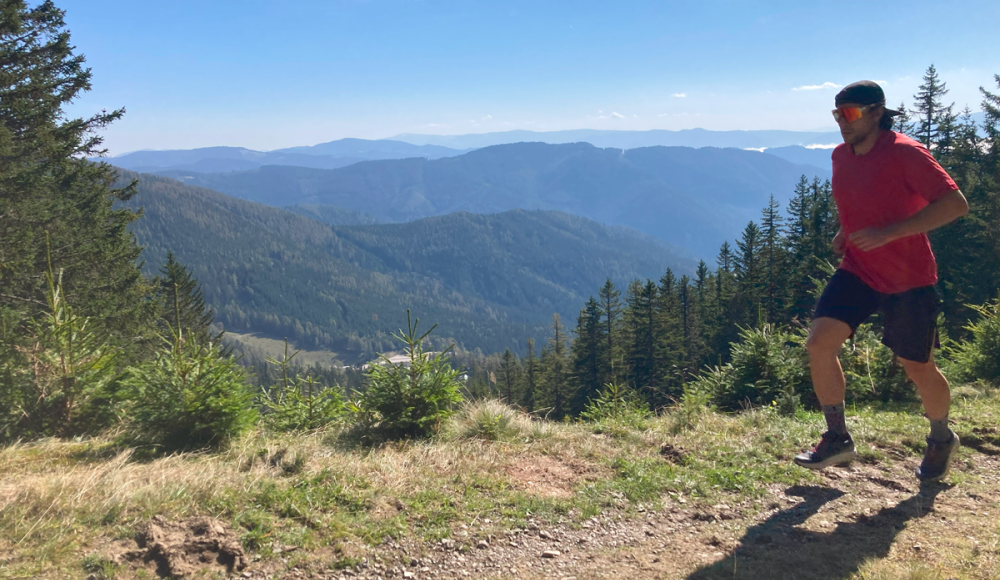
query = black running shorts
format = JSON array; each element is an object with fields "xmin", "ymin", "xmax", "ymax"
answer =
[{"xmin": 813, "ymin": 269, "xmax": 940, "ymax": 363}]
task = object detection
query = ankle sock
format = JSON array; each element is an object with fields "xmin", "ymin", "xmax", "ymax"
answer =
[
  {"xmin": 929, "ymin": 415, "xmax": 952, "ymax": 442},
  {"xmin": 823, "ymin": 402, "xmax": 848, "ymax": 436}
]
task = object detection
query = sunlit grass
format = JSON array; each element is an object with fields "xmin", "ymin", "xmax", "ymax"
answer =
[{"xmin": 0, "ymin": 388, "xmax": 996, "ymax": 578}]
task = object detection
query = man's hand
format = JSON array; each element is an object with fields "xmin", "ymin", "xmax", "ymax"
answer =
[
  {"xmin": 832, "ymin": 230, "xmax": 846, "ymax": 255},
  {"xmin": 848, "ymin": 227, "xmax": 897, "ymax": 252}
]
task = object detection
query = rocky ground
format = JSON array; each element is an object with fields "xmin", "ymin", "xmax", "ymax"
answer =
[{"xmin": 109, "ymin": 447, "xmax": 998, "ymax": 580}]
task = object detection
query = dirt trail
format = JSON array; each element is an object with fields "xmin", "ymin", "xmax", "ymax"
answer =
[{"xmin": 239, "ymin": 449, "xmax": 998, "ymax": 580}]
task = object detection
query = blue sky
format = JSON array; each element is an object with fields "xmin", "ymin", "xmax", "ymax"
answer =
[{"xmin": 58, "ymin": 0, "xmax": 999, "ymax": 154}]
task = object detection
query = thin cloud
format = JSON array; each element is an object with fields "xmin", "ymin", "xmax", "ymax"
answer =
[
  {"xmin": 672, "ymin": 93, "xmax": 686, "ymax": 98},
  {"xmin": 805, "ymin": 143, "xmax": 838, "ymax": 149},
  {"xmin": 792, "ymin": 82, "xmax": 842, "ymax": 91},
  {"xmin": 611, "ymin": 112, "xmax": 624, "ymax": 119}
]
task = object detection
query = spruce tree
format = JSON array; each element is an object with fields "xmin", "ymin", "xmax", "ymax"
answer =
[
  {"xmin": 499, "ymin": 348, "xmax": 519, "ymax": 404},
  {"xmin": 540, "ymin": 314, "xmax": 569, "ymax": 419},
  {"xmin": 521, "ymin": 338, "xmax": 537, "ymax": 412},
  {"xmin": 623, "ymin": 279, "xmax": 658, "ymax": 395},
  {"xmin": 155, "ymin": 252, "xmax": 214, "ymax": 343},
  {"xmin": 598, "ymin": 278, "xmax": 622, "ymax": 384},
  {"xmin": 0, "ymin": 1, "xmax": 152, "ymax": 341},
  {"xmin": 911, "ymin": 64, "xmax": 954, "ymax": 149},
  {"xmin": 570, "ymin": 297, "xmax": 605, "ymax": 413},
  {"xmin": 760, "ymin": 195, "xmax": 787, "ymax": 323},
  {"xmin": 655, "ymin": 269, "xmax": 684, "ymax": 399},
  {"xmin": 677, "ymin": 275, "xmax": 704, "ymax": 378}
]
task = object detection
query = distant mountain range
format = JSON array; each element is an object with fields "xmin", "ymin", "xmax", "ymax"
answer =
[
  {"xmin": 99, "ymin": 139, "xmax": 470, "ymax": 174},
  {"xmin": 122, "ymin": 171, "xmax": 695, "ymax": 359},
  {"xmin": 151, "ymin": 141, "xmax": 830, "ymax": 257},
  {"xmin": 390, "ymin": 128, "xmax": 844, "ymax": 150}
]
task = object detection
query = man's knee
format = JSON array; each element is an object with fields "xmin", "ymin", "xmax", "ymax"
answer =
[
  {"xmin": 899, "ymin": 356, "xmax": 939, "ymax": 379},
  {"xmin": 806, "ymin": 318, "xmax": 851, "ymax": 356}
]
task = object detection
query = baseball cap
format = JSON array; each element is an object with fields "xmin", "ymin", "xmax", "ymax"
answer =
[{"xmin": 835, "ymin": 81, "xmax": 903, "ymax": 116}]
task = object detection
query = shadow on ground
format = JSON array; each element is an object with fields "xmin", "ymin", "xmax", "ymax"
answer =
[{"xmin": 686, "ymin": 481, "xmax": 947, "ymax": 580}]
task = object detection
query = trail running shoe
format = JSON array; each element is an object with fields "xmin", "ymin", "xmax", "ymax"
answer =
[
  {"xmin": 794, "ymin": 431, "xmax": 858, "ymax": 470},
  {"xmin": 916, "ymin": 432, "xmax": 960, "ymax": 482}
]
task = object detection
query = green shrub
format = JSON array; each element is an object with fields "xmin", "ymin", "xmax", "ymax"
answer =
[
  {"xmin": 0, "ymin": 265, "xmax": 123, "ymax": 441},
  {"xmin": 581, "ymin": 381, "xmax": 651, "ymax": 429},
  {"xmin": 258, "ymin": 340, "xmax": 345, "ymax": 431},
  {"xmin": 121, "ymin": 333, "xmax": 257, "ymax": 450},
  {"xmin": 946, "ymin": 296, "xmax": 1000, "ymax": 385},
  {"xmin": 691, "ymin": 323, "xmax": 809, "ymax": 413},
  {"xmin": 840, "ymin": 323, "xmax": 913, "ymax": 403},
  {"xmin": 352, "ymin": 312, "xmax": 463, "ymax": 440}
]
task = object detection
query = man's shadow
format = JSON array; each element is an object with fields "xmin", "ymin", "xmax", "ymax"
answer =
[{"xmin": 686, "ymin": 481, "xmax": 947, "ymax": 580}]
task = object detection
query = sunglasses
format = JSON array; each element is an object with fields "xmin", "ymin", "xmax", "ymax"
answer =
[{"xmin": 832, "ymin": 104, "xmax": 879, "ymax": 123}]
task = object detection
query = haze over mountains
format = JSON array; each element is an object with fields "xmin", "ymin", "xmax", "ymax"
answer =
[
  {"xmin": 391, "ymin": 128, "xmax": 843, "ymax": 150},
  {"xmin": 122, "ymin": 171, "xmax": 695, "ymax": 360},
  {"xmin": 104, "ymin": 139, "xmax": 470, "ymax": 174},
  {"xmin": 154, "ymin": 141, "xmax": 829, "ymax": 257},
  {"xmin": 103, "ymin": 127, "xmax": 839, "ymax": 174}
]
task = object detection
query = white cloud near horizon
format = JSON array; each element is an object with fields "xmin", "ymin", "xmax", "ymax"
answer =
[
  {"xmin": 792, "ymin": 82, "xmax": 842, "ymax": 91},
  {"xmin": 805, "ymin": 143, "xmax": 838, "ymax": 149},
  {"xmin": 672, "ymin": 93, "xmax": 686, "ymax": 97},
  {"xmin": 611, "ymin": 112, "xmax": 624, "ymax": 119}
]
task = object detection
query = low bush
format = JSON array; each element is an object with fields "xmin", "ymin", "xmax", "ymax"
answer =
[
  {"xmin": 840, "ymin": 324, "xmax": 913, "ymax": 403},
  {"xmin": 258, "ymin": 340, "xmax": 345, "ymax": 432},
  {"xmin": 690, "ymin": 323, "xmax": 809, "ymax": 413},
  {"xmin": 581, "ymin": 381, "xmax": 651, "ymax": 430},
  {"xmin": 352, "ymin": 312, "xmax": 463, "ymax": 440},
  {"xmin": 945, "ymin": 295, "xmax": 1000, "ymax": 385},
  {"xmin": 0, "ymin": 269, "xmax": 123, "ymax": 441},
  {"xmin": 122, "ymin": 333, "xmax": 258, "ymax": 450}
]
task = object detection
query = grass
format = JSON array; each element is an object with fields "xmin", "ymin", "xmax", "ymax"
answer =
[{"xmin": 0, "ymin": 388, "xmax": 997, "ymax": 579}]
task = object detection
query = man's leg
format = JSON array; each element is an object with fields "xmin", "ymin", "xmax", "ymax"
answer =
[
  {"xmin": 899, "ymin": 353, "xmax": 959, "ymax": 481},
  {"xmin": 883, "ymin": 286, "xmax": 959, "ymax": 481},
  {"xmin": 898, "ymin": 353, "xmax": 951, "ymax": 427},
  {"xmin": 806, "ymin": 317, "xmax": 854, "ymax": 407},
  {"xmin": 794, "ymin": 316, "xmax": 858, "ymax": 469}
]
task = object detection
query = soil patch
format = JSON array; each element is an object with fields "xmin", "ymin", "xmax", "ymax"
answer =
[
  {"xmin": 111, "ymin": 516, "xmax": 247, "ymax": 578},
  {"xmin": 504, "ymin": 455, "xmax": 604, "ymax": 499}
]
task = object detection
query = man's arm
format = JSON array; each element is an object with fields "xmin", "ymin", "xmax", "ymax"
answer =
[{"xmin": 848, "ymin": 189, "xmax": 969, "ymax": 252}]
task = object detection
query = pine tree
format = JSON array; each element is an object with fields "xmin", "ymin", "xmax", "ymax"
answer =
[
  {"xmin": 598, "ymin": 278, "xmax": 622, "ymax": 384},
  {"xmin": 760, "ymin": 195, "xmax": 787, "ymax": 323},
  {"xmin": 911, "ymin": 64, "xmax": 954, "ymax": 149},
  {"xmin": 677, "ymin": 275, "xmax": 704, "ymax": 378},
  {"xmin": 0, "ymin": 1, "xmax": 153, "ymax": 342},
  {"xmin": 734, "ymin": 221, "xmax": 765, "ymax": 325},
  {"xmin": 570, "ymin": 297, "xmax": 605, "ymax": 413},
  {"xmin": 540, "ymin": 314, "xmax": 569, "ymax": 419},
  {"xmin": 155, "ymin": 252, "xmax": 214, "ymax": 343},
  {"xmin": 655, "ymin": 269, "xmax": 684, "ymax": 399},
  {"xmin": 521, "ymin": 338, "xmax": 537, "ymax": 412},
  {"xmin": 499, "ymin": 348, "xmax": 519, "ymax": 404},
  {"xmin": 623, "ymin": 279, "xmax": 658, "ymax": 394},
  {"xmin": 980, "ymin": 76, "xmax": 1000, "ymax": 262},
  {"xmin": 893, "ymin": 101, "xmax": 916, "ymax": 137}
]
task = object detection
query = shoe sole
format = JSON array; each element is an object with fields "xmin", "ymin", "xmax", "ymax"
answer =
[
  {"xmin": 794, "ymin": 448, "xmax": 858, "ymax": 470},
  {"xmin": 917, "ymin": 434, "xmax": 961, "ymax": 482}
]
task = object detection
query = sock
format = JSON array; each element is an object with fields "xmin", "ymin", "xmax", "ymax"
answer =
[
  {"xmin": 823, "ymin": 402, "xmax": 848, "ymax": 436},
  {"xmin": 929, "ymin": 414, "xmax": 952, "ymax": 442}
]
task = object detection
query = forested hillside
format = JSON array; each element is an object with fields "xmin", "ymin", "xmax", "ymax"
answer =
[
  {"xmin": 122, "ymin": 171, "xmax": 695, "ymax": 358},
  {"xmin": 151, "ymin": 142, "xmax": 830, "ymax": 257}
]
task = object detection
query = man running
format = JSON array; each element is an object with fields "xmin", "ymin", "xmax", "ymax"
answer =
[{"xmin": 793, "ymin": 80, "xmax": 969, "ymax": 482}]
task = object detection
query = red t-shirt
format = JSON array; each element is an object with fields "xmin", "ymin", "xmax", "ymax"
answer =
[{"xmin": 832, "ymin": 130, "xmax": 958, "ymax": 294}]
